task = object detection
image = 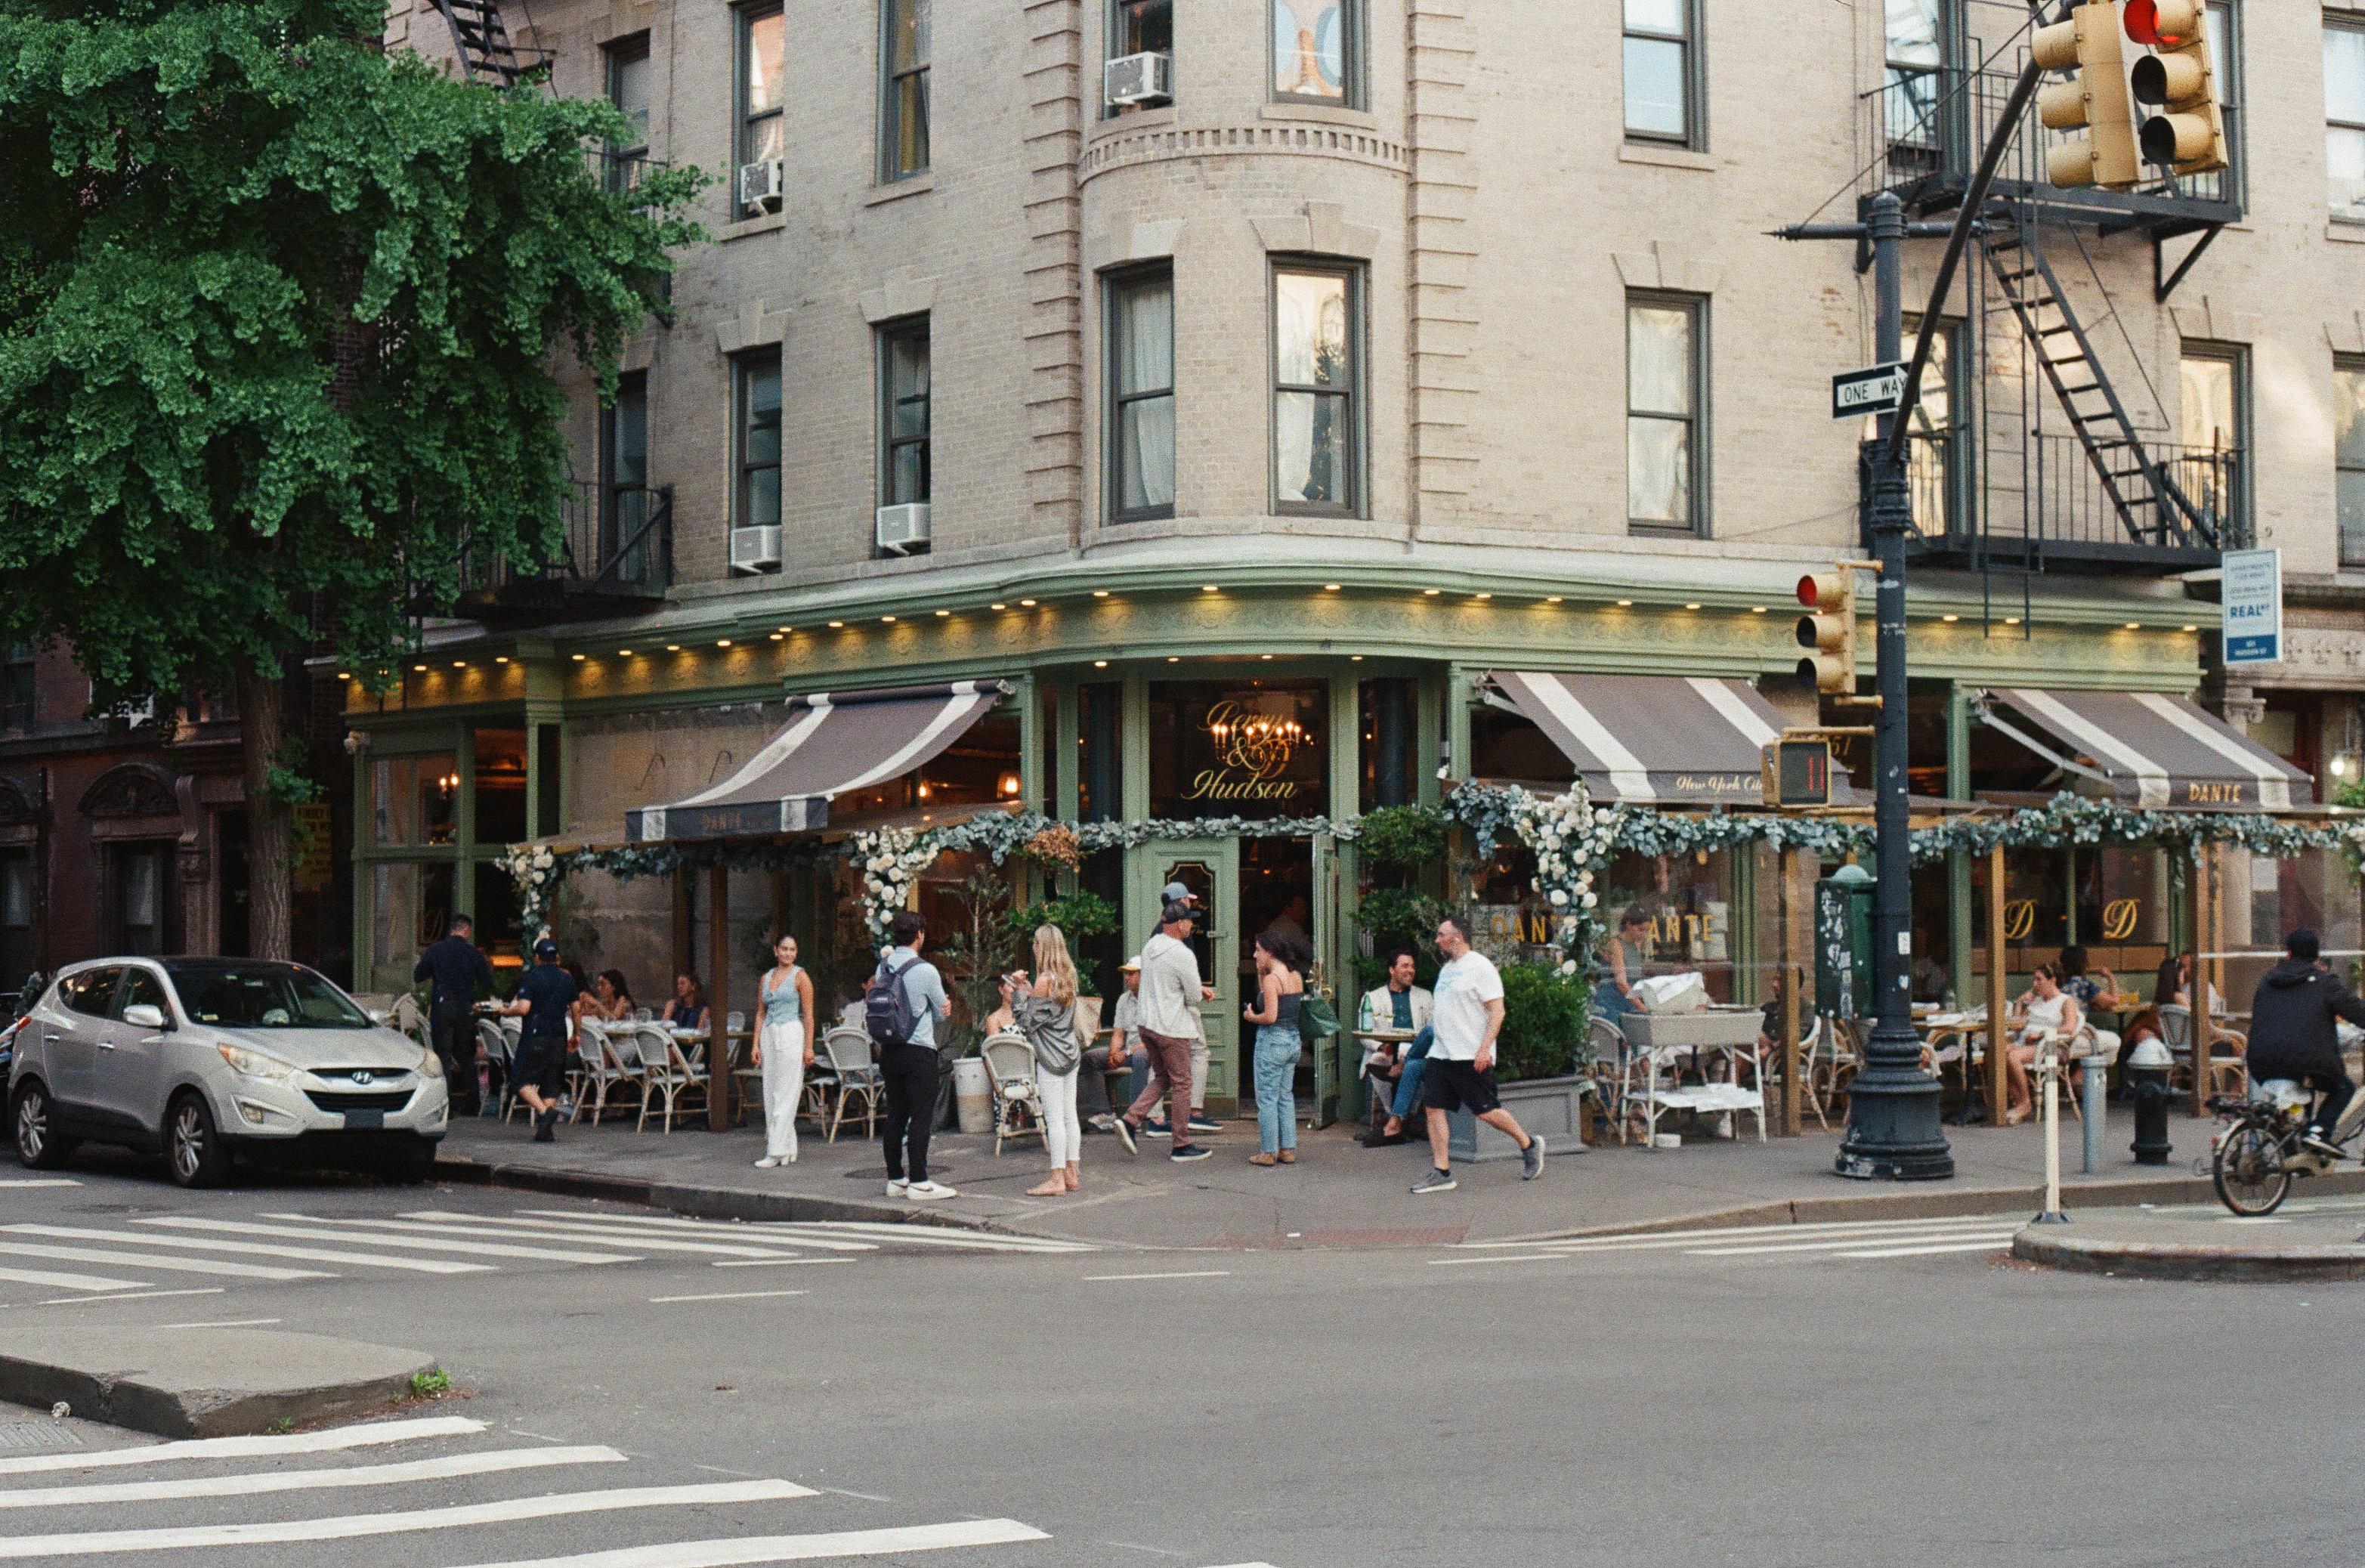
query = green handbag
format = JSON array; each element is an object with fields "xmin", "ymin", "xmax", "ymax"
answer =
[{"xmin": 1298, "ymin": 991, "xmax": 1342, "ymax": 1044}]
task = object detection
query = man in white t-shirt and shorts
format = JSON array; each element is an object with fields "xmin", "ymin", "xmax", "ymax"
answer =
[{"xmin": 1411, "ymin": 913, "xmax": 1545, "ymax": 1194}]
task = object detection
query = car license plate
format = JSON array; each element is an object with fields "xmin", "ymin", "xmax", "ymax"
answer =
[{"xmin": 345, "ymin": 1109, "xmax": 385, "ymax": 1130}]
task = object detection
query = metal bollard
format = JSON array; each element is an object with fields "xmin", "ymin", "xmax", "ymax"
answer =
[
  {"xmin": 2033, "ymin": 1047, "xmax": 2070, "ymax": 1224},
  {"xmin": 2128, "ymin": 1036, "xmax": 2173, "ymax": 1167},
  {"xmin": 2081, "ymin": 1047, "xmax": 2107, "ymax": 1175}
]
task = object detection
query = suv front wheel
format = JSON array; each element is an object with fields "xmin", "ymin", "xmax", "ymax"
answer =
[
  {"xmin": 12, "ymin": 1081, "xmax": 76, "ymax": 1170},
  {"xmin": 166, "ymin": 1091, "xmax": 231, "ymax": 1189}
]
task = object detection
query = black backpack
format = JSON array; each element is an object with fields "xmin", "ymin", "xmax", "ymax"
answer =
[{"xmin": 865, "ymin": 954, "xmax": 924, "ymax": 1050}]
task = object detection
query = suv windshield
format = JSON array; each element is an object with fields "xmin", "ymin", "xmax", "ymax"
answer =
[{"xmin": 163, "ymin": 962, "xmax": 372, "ymax": 1030}]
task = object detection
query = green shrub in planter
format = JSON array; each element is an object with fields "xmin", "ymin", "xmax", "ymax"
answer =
[{"xmin": 1496, "ymin": 962, "xmax": 1587, "ymax": 1082}]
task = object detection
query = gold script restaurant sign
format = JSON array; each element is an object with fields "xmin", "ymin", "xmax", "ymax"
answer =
[{"xmin": 1182, "ymin": 700, "xmax": 1306, "ymax": 804}]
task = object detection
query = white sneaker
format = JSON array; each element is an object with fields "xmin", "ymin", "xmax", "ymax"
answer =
[
  {"xmin": 754, "ymin": 1155, "xmax": 781, "ymax": 1169},
  {"xmin": 904, "ymin": 1180, "xmax": 958, "ymax": 1201},
  {"xmin": 886, "ymin": 1178, "xmax": 910, "ymax": 1198}
]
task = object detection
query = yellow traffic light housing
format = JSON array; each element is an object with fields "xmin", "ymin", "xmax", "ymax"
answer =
[
  {"xmin": 1794, "ymin": 569, "xmax": 1859, "ymax": 696},
  {"xmin": 2127, "ymin": 0, "xmax": 2227, "ymax": 175},
  {"xmin": 2033, "ymin": 1, "xmax": 2141, "ymax": 190}
]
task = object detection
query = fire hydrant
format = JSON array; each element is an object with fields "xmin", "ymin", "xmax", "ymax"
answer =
[{"xmin": 2128, "ymin": 1035, "xmax": 2173, "ymax": 1167}]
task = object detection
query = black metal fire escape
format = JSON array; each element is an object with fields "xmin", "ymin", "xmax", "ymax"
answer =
[{"xmin": 428, "ymin": 0, "xmax": 546, "ymax": 88}]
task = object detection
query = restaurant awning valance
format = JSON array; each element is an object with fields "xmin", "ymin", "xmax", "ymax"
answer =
[
  {"xmin": 626, "ymin": 679, "xmax": 1012, "ymax": 843},
  {"xmin": 1978, "ymin": 688, "xmax": 2308, "ymax": 811},
  {"xmin": 1482, "ymin": 672, "xmax": 1789, "ymax": 806}
]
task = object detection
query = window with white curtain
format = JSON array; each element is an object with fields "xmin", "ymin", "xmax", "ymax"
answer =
[
  {"xmin": 1107, "ymin": 266, "xmax": 1175, "ymax": 522},
  {"xmin": 1272, "ymin": 264, "xmax": 1359, "ymax": 515},
  {"xmin": 2337, "ymin": 358, "xmax": 2365, "ymax": 567},
  {"xmin": 734, "ymin": 5, "xmax": 784, "ymax": 218},
  {"xmin": 1627, "ymin": 293, "xmax": 1704, "ymax": 534},
  {"xmin": 2329, "ymin": 19, "xmax": 2365, "ymax": 219}
]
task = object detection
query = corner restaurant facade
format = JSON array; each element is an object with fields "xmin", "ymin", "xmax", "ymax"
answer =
[{"xmin": 342, "ymin": 542, "xmax": 2311, "ymax": 1120}]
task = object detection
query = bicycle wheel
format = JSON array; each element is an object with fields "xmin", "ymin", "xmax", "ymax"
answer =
[{"xmin": 2213, "ymin": 1120, "xmax": 2292, "ymax": 1217}]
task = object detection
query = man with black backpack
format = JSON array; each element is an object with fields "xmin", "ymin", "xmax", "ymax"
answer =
[{"xmin": 867, "ymin": 910, "xmax": 954, "ymax": 1199}]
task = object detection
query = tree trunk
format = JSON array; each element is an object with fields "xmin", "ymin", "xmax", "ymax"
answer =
[{"xmin": 233, "ymin": 655, "xmax": 294, "ymax": 960}]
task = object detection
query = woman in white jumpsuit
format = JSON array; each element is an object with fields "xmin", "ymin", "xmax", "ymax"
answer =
[{"xmin": 753, "ymin": 934, "xmax": 815, "ymax": 1167}]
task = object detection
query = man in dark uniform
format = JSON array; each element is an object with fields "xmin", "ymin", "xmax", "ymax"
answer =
[
  {"xmin": 2246, "ymin": 928, "xmax": 2365, "ymax": 1160},
  {"xmin": 502, "ymin": 938, "xmax": 578, "ymax": 1143},
  {"xmin": 414, "ymin": 914, "xmax": 493, "ymax": 1115}
]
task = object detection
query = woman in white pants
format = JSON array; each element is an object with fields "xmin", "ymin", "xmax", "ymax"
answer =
[
  {"xmin": 752, "ymin": 934, "xmax": 815, "ymax": 1167},
  {"xmin": 1016, "ymin": 925, "xmax": 1084, "ymax": 1197}
]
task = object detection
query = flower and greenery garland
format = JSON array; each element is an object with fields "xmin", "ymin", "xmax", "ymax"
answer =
[{"xmin": 503, "ymin": 787, "xmax": 2365, "ymax": 954}]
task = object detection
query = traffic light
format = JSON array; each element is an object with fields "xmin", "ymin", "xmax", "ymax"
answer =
[
  {"xmin": 1794, "ymin": 570, "xmax": 1858, "ymax": 696},
  {"xmin": 2033, "ymin": 1, "xmax": 2141, "ymax": 190},
  {"xmin": 2127, "ymin": 0, "xmax": 2227, "ymax": 175}
]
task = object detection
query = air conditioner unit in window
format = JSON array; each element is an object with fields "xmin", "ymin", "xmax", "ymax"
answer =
[
  {"xmin": 729, "ymin": 525, "xmax": 782, "ymax": 573},
  {"xmin": 875, "ymin": 503, "xmax": 932, "ymax": 555},
  {"xmin": 736, "ymin": 159, "xmax": 785, "ymax": 214},
  {"xmin": 1104, "ymin": 51, "xmax": 1173, "ymax": 107}
]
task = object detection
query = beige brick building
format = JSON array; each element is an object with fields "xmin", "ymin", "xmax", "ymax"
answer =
[{"xmin": 357, "ymin": 0, "xmax": 2365, "ymax": 1109}]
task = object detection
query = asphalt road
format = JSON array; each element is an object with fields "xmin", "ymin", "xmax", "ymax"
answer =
[{"xmin": 2, "ymin": 1152, "xmax": 2357, "ymax": 1567}]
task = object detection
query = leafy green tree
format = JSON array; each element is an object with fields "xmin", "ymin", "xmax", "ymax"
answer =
[{"xmin": 0, "ymin": 0, "xmax": 700, "ymax": 957}]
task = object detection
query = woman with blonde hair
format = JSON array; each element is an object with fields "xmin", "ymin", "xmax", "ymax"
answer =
[{"xmin": 1014, "ymin": 923, "xmax": 1085, "ymax": 1197}]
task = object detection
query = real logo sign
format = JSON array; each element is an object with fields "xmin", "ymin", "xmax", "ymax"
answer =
[{"xmin": 2220, "ymin": 548, "xmax": 2281, "ymax": 667}]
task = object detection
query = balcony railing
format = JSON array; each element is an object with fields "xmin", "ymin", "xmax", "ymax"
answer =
[
  {"xmin": 1866, "ymin": 61, "xmax": 2241, "ymax": 230},
  {"xmin": 1895, "ymin": 432, "xmax": 2246, "ymax": 574},
  {"xmin": 453, "ymin": 483, "xmax": 672, "ymax": 623}
]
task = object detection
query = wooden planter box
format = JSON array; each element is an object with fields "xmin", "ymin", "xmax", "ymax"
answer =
[{"xmin": 1448, "ymin": 1073, "xmax": 1591, "ymax": 1162}]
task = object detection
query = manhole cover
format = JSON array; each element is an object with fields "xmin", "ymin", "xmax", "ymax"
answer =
[{"xmin": 0, "ymin": 1424, "xmax": 82, "ymax": 1452}]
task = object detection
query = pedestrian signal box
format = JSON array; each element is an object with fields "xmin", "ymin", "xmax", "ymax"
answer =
[{"xmin": 1766, "ymin": 739, "xmax": 1833, "ymax": 808}]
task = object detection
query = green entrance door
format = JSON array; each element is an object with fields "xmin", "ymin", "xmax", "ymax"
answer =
[{"xmin": 1130, "ymin": 840, "xmax": 1241, "ymax": 1117}]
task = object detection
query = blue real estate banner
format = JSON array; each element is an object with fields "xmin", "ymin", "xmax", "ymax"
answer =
[{"xmin": 2220, "ymin": 547, "xmax": 2282, "ymax": 666}]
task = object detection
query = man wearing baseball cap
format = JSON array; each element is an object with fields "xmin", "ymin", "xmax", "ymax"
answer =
[
  {"xmin": 499, "ymin": 937, "xmax": 579, "ymax": 1142},
  {"xmin": 1139, "ymin": 886, "xmax": 1218, "ymax": 1137}
]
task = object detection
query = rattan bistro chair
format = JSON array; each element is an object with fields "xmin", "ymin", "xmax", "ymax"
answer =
[
  {"xmin": 979, "ymin": 1031, "xmax": 1044, "ymax": 1155},
  {"xmin": 820, "ymin": 1026, "xmax": 883, "ymax": 1143}
]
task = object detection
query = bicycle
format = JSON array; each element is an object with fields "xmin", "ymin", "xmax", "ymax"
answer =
[{"xmin": 2208, "ymin": 1081, "xmax": 2364, "ymax": 1216}]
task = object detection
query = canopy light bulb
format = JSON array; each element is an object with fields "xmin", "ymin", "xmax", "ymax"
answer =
[{"xmin": 1615, "ymin": 599, "xmax": 1634, "ymax": 607}]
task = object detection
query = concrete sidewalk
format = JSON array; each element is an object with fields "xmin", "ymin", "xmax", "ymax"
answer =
[
  {"xmin": 2014, "ymin": 1198, "xmax": 2365, "ymax": 1280},
  {"xmin": 435, "ymin": 1102, "xmax": 2365, "ymax": 1249}
]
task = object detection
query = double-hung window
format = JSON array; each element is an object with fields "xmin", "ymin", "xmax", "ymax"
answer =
[
  {"xmin": 1106, "ymin": 266, "xmax": 1175, "ymax": 521},
  {"xmin": 601, "ymin": 371, "xmax": 649, "ymax": 564},
  {"xmin": 1627, "ymin": 292, "xmax": 1705, "ymax": 535},
  {"xmin": 734, "ymin": 354, "xmax": 782, "ymax": 541},
  {"xmin": 1272, "ymin": 264, "xmax": 1359, "ymax": 515},
  {"xmin": 2178, "ymin": 342, "xmax": 2247, "ymax": 542},
  {"xmin": 2339, "ymin": 359, "xmax": 2365, "ymax": 568},
  {"xmin": 881, "ymin": 0, "xmax": 930, "ymax": 180},
  {"xmin": 1883, "ymin": 0, "xmax": 1946, "ymax": 166},
  {"xmin": 0, "ymin": 646, "xmax": 32, "ymax": 732},
  {"xmin": 1107, "ymin": 0, "xmax": 1173, "ymax": 116},
  {"xmin": 604, "ymin": 35, "xmax": 651, "ymax": 193},
  {"xmin": 735, "ymin": 5, "xmax": 785, "ymax": 218},
  {"xmin": 2329, "ymin": 17, "xmax": 2365, "ymax": 220},
  {"xmin": 1622, "ymin": 0, "xmax": 1698, "ymax": 146},
  {"xmin": 879, "ymin": 318, "xmax": 931, "ymax": 513},
  {"xmin": 1273, "ymin": 1, "xmax": 1356, "ymax": 107}
]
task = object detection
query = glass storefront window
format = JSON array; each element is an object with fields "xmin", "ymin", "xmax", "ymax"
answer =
[
  {"xmin": 1148, "ymin": 681, "xmax": 1328, "ymax": 819},
  {"xmin": 1357, "ymin": 679, "xmax": 1417, "ymax": 812},
  {"xmin": 369, "ymin": 861, "xmax": 455, "ymax": 980},
  {"xmin": 373, "ymin": 756, "xmax": 457, "ymax": 847},
  {"xmin": 1597, "ymin": 849, "xmax": 1738, "ymax": 1002},
  {"xmin": 834, "ymin": 712, "xmax": 1023, "ymax": 815},
  {"xmin": 474, "ymin": 730, "xmax": 528, "ymax": 847}
]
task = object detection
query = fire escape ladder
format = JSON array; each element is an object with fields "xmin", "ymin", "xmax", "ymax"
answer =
[
  {"xmin": 1978, "ymin": 219, "xmax": 2217, "ymax": 552},
  {"xmin": 431, "ymin": 0, "xmax": 530, "ymax": 87}
]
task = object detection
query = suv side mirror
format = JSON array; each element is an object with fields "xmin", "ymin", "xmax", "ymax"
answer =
[{"xmin": 122, "ymin": 1003, "xmax": 168, "ymax": 1030}]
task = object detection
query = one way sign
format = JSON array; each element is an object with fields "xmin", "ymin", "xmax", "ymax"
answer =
[{"xmin": 1832, "ymin": 363, "xmax": 1908, "ymax": 420}]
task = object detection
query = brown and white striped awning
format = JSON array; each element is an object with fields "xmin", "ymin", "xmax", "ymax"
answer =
[
  {"xmin": 1980, "ymin": 688, "xmax": 2308, "ymax": 811},
  {"xmin": 626, "ymin": 679, "xmax": 1011, "ymax": 843},
  {"xmin": 1482, "ymin": 672, "xmax": 1789, "ymax": 806}
]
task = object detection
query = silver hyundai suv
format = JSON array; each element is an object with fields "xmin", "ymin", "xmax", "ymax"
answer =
[{"xmin": 8, "ymin": 957, "xmax": 448, "ymax": 1187}]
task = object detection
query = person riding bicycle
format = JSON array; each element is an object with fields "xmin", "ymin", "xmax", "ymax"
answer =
[{"xmin": 2243, "ymin": 928, "xmax": 2365, "ymax": 1161}]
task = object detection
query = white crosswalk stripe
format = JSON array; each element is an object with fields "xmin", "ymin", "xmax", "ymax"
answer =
[
  {"xmin": 0, "ymin": 1419, "xmax": 1098, "ymax": 1568},
  {"xmin": 3, "ymin": 1223, "xmax": 493, "ymax": 1275},
  {"xmin": 0, "ymin": 1263, "xmax": 152, "ymax": 1293},
  {"xmin": 0, "ymin": 1238, "xmax": 328, "ymax": 1281},
  {"xmin": 205, "ymin": 1215, "xmax": 643, "ymax": 1264},
  {"xmin": 511, "ymin": 1209, "xmax": 1097, "ymax": 1254},
  {"xmin": 1442, "ymin": 1214, "xmax": 2026, "ymax": 1268}
]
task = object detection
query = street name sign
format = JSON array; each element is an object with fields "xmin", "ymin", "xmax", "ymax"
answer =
[
  {"xmin": 1831, "ymin": 363, "xmax": 1907, "ymax": 420},
  {"xmin": 2221, "ymin": 547, "xmax": 2281, "ymax": 666}
]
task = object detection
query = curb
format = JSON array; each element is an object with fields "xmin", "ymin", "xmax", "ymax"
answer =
[
  {"xmin": 431, "ymin": 1155, "xmax": 1005, "ymax": 1232},
  {"xmin": 2011, "ymin": 1226, "xmax": 2365, "ymax": 1282},
  {"xmin": 0, "ymin": 1329, "xmax": 437, "ymax": 1440},
  {"xmin": 1478, "ymin": 1167, "xmax": 2365, "ymax": 1245}
]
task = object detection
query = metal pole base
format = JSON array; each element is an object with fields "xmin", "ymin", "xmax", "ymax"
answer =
[
  {"xmin": 2030, "ymin": 1209, "xmax": 2071, "ymax": 1225},
  {"xmin": 1835, "ymin": 1041, "xmax": 1956, "ymax": 1180}
]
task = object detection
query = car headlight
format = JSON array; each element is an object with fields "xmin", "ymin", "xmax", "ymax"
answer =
[{"xmin": 218, "ymin": 1042, "xmax": 295, "ymax": 1081}]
